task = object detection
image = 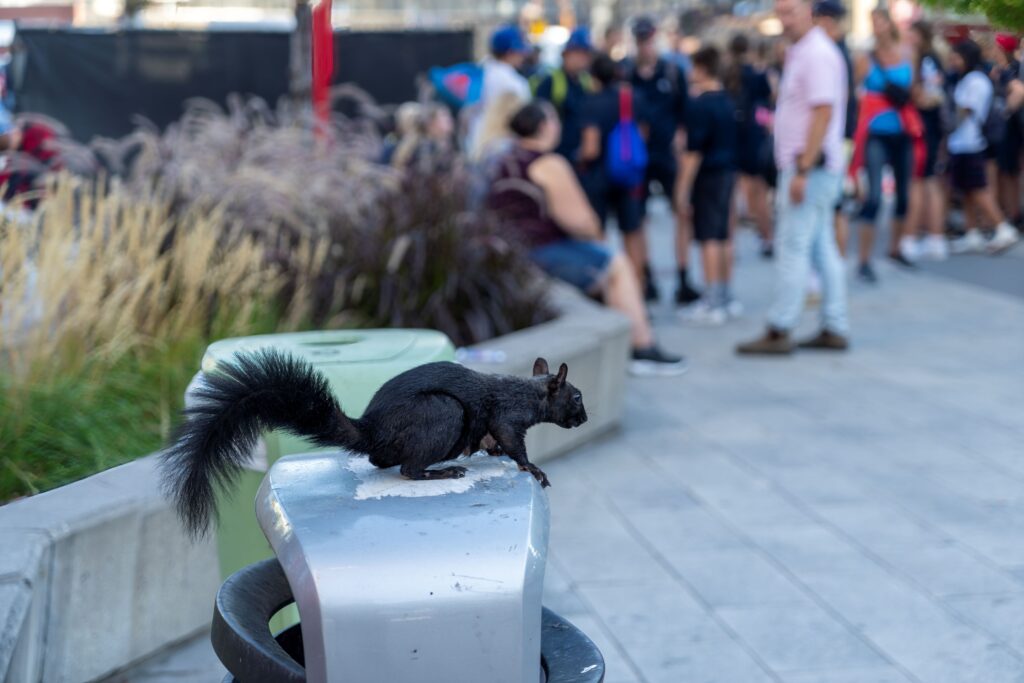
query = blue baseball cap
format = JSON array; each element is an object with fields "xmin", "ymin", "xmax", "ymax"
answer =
[
  {"xmin": 564, "ymin": 27, "xmax": 593, "ymax": 52},
  {"xmin": 490, "ymin": 25, "xmax": 528, "ymax": 56},
  {"xmin": 813, "ymin": 0, "xmax": 847, "ymax": 18}
]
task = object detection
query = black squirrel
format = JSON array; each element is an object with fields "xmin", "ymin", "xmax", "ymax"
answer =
[{"xmin": 160, "ymin": 350, "xmax": 587, "ymax": 536}]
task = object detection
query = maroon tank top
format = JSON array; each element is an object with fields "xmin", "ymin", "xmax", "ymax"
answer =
[{"xmin": 486, "ymin": 146, "xmax": 567, "ymax": 248}]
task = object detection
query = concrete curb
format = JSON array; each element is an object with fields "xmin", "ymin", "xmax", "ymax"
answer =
[
  {"xmin": 0, "ymin": 282, "xmax": 629, "ymax": 683},
  {"xmin": 0, "ymin": 456, "xmax": 222, "ymax": 683}
]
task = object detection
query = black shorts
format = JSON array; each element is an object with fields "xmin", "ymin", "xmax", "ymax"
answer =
[
  {"xmin": 920, "ymin": 108, "xmax": 944, "ymax": 179},
  {"xmin": 580, "ymin": 168, "xmax": 643, "ymax": 234},
  {"xmin": 640, "ymin": 157, "xmax": 678, "ymax": 216},
  {"xmin": 692, "ymin": 169, "xmax": 736, "ymax": 242},
  {"xmin": 949, "ymin": 151, "xmax": 988, "ymax": 192},
  {"xmin": 997, "ymin": 116, "xmax": 1022, "ymax": 175},
  {"xmin": 736, "ymin": 126, "xmax": 768, "ymax": 176}
]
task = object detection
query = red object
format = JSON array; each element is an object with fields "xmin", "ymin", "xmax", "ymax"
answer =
[
  {"xmin": 849, "ymin": 91, "xmax": 926, "ymax": 180},
  {"xmin": 618, "ymin": 86, "xmax": 634, "ymax": 163},
  {"xmin": 0, "ymin": 121, "xmax": 61, "ymax": 208},
  {"xmin": 311, "ymin": 0, "xmax": 334, "ymax": 131},
  {"xmin": 995, "ymin": 33, "xmax": 1019, "ymax": 54}
]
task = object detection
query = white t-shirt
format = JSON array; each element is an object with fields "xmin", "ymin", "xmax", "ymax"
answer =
[
  {"xmin": 948, "ymin": 71, "xmax": 992, "ymax": 155},
  {"xmin": 481, "ymin": 59, "xmax": 530, "ymax": 106},
  {"xmin": 466, "ymin": 59, "xmax": 530, "ymax": 156}
]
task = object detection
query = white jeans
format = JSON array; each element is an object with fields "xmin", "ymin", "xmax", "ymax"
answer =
[{"xmin": 768, "ymin": 169, "xmax": 849, "ymax": 335}]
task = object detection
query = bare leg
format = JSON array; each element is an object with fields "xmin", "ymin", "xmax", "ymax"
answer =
[
  {"xmin": 604, "ymin": 253, "xmax": 654, "ymax": 348},
  {"xmin": 674, "ymin": 210, "xmax": 692, "ymax": 271},
  {"xmin": 747, "ymin": 175, "xmax": 773, "ymax": 242},
  {"xmin": 906, "ymin": 181, "xmax": 923, "ymax": 240},
  {"xmin": 724, "ymin": 221, "xmax": 736, "ymax": 286},
  {"xmin": 999, "ymin": 173, "xmax": 1021, "ymax": 222},
  {"xmin": 622, "ymin": 229, "xmax": 648, "ymax": 284},
  {"xmin": 925, "ymin": 177, "xmax": 945, "ymax": 236},
  {"xmin": 969, "ymin": 188, "xmax": 1007, "ymax": 228},
  {"xmin": 858, "ymin": 223, "xmax": 874, "ymax": 266},
  {"xmin": 701, "ymin": 241, "xmax": 722, "ymax": 288},
  {"xmin": 887, "ymin": 218, "xmax": 905, "ymax": 255}
]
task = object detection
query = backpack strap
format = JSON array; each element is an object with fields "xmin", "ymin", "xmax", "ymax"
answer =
[
  {"xmin": 619, "ymin": 85, "xmax": 633, "ymax": 123},
  {"xmin": 551, "ymin": 69, "xmax": 568, "ymax": 111},
  {"xmin": 579, "ymin": 71, "xmax": 595, "ymax": 93}
]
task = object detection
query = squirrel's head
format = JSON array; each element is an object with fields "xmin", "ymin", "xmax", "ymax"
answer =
[{"xmin": 533, "ymin": 357, "xmax": 587, "ymax": 429}]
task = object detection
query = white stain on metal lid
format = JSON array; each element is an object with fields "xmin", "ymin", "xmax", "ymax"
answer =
[{"xmin": 348, "ymin": 453, "xmax": 516, "ymax": 500}]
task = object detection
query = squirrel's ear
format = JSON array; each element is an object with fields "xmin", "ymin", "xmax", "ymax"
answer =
[
  {"xmin": 533, "ymin": 357, "xmax": 549, "ymax": 376},
  {"xmin": 548, "ymin": 363, "xmax": 568, "ymax": 394}
]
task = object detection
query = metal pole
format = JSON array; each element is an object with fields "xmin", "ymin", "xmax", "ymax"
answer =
[{"xmin": 290, "ymin": 0, "xmax": 313, "ymax": 113}]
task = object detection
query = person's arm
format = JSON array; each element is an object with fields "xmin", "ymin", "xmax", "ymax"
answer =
[
  {"xmin": 1006, "ymin": 79, "xmax": 1023, "ymax": 113},
  {"xmin": 853, "ymin": 52, "xmax": 870, "ymax": 88},
  {"xmin": 673, "ymin": 68, "xmax": 690, "ymax": 157},
  {"xmin": 676, "ymin": 150, "xmax": 702, "ymax": 213},
  {"xmin": 790, "ymin": 104, "xmax": 833, "ymax": 203},
  {"xmin": 676, "ymin": 96, "xmax": 706, "ymax": 210},
  {"xmin": 528, "ymin": 154, "xmax": 602, "ymax": 239},
  {"xmin": 579, "ymin": 125, "xmax": 601, "ymax": 163}
]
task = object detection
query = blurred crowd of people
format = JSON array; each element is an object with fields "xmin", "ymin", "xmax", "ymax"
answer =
[{"xmin": 372, "ymin": 1, "xmax": 1023, "ymax": 373}]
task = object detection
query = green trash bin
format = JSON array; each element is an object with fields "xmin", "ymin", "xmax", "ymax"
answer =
[{"xmin": 186, "ymin": 329, "xmax": 455, "ymax": 580}]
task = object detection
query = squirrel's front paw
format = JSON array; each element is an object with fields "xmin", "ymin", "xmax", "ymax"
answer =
[{"xmin": 520, "ymin": 463, "xmax": 551, "ymax": 488}]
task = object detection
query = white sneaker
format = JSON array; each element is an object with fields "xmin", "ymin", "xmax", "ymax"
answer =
[
  {"xmin": 950, "ymin": 229, "xmax": 986, "ymax": 255},
  {"xmin": 681, "ymin": 300, "xmax": 727, "ymax": 326},
  {"xmin": 987, "ymin": 223, "xmax": 1021, "ymax": 254},
  {"xmin": 920, "ymin": 234, "xmax": 949, "ymax": 261},
  {"xmin": 899, "ymin": 236, "xmax": 920, "ymax": 263}
]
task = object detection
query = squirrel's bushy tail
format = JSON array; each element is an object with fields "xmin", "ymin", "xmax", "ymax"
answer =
[{"xmin": 160, "ymin": 349, "xmax": 360, "ymax": 538}]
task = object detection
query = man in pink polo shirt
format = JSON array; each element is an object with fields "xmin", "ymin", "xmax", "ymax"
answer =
[{"xmin": 737, "ymin": 0, "xmax": 850, "ymax": 355}]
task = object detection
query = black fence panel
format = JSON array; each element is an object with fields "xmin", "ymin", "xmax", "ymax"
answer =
[{"xmin": 12, "ymin": 27, "xmax": 473, "ymax": 141}]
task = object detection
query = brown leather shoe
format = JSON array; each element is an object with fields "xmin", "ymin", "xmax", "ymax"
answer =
[
  {"xmin": 797, "ymin": 330, "xmax": 849, "ymax": 351},
  {"xmin": 736, "ymin": 328, "xmax": 794, "ymax": 355}
]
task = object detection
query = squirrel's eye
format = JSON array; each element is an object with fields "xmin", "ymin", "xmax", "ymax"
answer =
[{"xmin": 573, "ymin": 393, "xmax": 582, "ymax": 404}]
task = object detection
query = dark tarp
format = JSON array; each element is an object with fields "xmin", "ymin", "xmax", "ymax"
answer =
[{"xmin": 11, "ymin": 27, "xmax": 473, "ymax": 141}]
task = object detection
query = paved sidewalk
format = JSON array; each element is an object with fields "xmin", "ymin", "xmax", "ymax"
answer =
[
  {"xmin": 110, "ymin": 204, "xmax": 1024, "ymax": 682},
  {"xmin": 542, "ymin": 204, "xmax": 1024, "ymax": 683}
]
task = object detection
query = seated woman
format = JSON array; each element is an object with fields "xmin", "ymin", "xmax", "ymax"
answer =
[{"xmin": 487, "ymin": 101, "xmax": 686, "ymax": 376}]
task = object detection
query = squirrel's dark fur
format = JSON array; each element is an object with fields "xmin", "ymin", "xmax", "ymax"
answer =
[{"xmin": 160, "ymin": 350, "xmax": 587, "ymax": 537}]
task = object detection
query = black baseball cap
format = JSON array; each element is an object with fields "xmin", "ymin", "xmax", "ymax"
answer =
[
  {"xmin": 632, "ymin": 16, "xmax": 657, "ymax": 40},
  {"xmin": 813, "ymin": 0, "xmax": 848, "ymax": 18}
]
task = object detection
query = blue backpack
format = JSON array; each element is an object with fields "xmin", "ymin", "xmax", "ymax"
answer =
[{"xmin": 606, "ymin": 86, "xmax": 648, "ymax": 187}]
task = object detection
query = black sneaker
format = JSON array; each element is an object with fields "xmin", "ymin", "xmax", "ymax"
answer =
[
  {"xmin": 644, "ymin": 275, "xmax": 661, "ymax": 303},
  {"xmin": 857, "ymin": 262, "xmax": 878, "ymax": 283},
  {"xmin": 630, "ymin": 346, "xmax": 688, "ymax": 377},
  {"xmin": 887, "ymin": 251, "xmax": 917, "ymax": 269},
  {"xmin": 674, "ymin": 282, "xmax": 702, "ymax": 306}
]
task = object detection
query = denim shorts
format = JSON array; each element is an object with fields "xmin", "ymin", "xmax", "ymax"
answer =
[{"xmin": 530, "ymin": 239, "xmax": 613, "ymax": 295}]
